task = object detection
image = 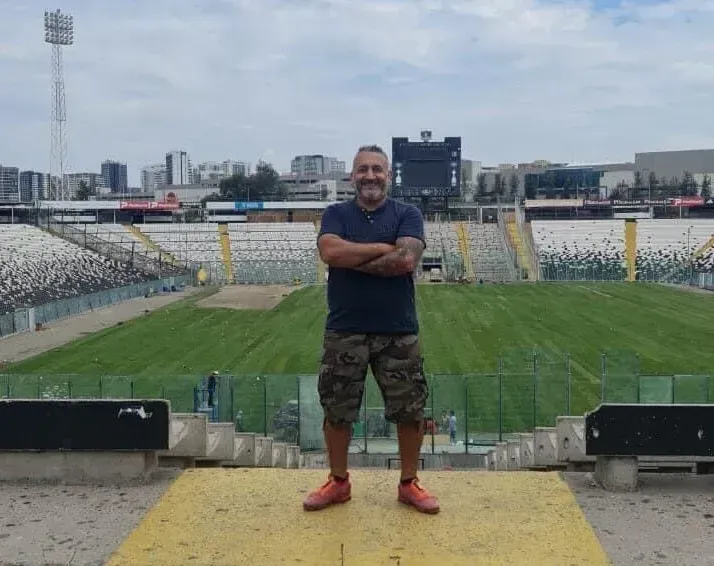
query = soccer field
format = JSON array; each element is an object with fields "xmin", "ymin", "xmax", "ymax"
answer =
[{"xmin": 4, "ymin": 282, "xmax": 714, "ymax": 436}]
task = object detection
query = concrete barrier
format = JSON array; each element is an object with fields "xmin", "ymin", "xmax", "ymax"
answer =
[
  {"xmin": 255, "ymin": 437, "xmax": 273, "ymax": 467},
  {"xmin": 198, "ymin": 423, "xmax": 235, "ymax": 462},
  {"xmin": 286, "ymin": 445, "xmax": 300, "ymax": 469},
  {"xmin": 506, "ymin": 440, "xmax": 521, "ymax": 470},
  {"xmin": 0, "ymin": 451, "xmax": 158, "ymax": 483},
  {"xmin": 272, "ymin": 442, "xmax": 288, "ymax": 468},
  {"xmin": 159, "ymin": 413, "xmax": 208, "ymax": 459},
  {"xmin": 518, "ymin": 433, "xmax": 534, "ymax": 468},
  {"xmin": 534, "ymin": 427, "xmax": 558, "ymax": 467},
  {"xmin": 299, "ymin": 452, "xmax": 487, "ymax": 470},
  {"xmin": 494, "ymin": 443, "xmax": 508, "ymax": 471},
  {"xmin": 556, "ymin": 416, "xmax": 593, "ymax": 464}
]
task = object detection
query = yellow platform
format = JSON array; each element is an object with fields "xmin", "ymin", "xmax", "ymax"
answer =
[{"xmin": 107, "ymin": 469, "xmax": 609, "ymax": 565}]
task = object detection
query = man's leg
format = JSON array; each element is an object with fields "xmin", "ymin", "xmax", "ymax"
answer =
[
  {"xmin": 303, "ymin": 331, "xmax": 368, "ymax": 511},
  {"xmin": 371, "ymin": 335, "xmax": 439, "ymax": 514}
]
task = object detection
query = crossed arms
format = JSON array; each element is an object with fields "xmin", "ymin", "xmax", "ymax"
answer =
[{"xmin": 318, "ymin": 234, "xmax": 425, "ymax": 277}]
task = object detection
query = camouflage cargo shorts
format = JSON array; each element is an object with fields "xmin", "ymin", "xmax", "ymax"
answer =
[{"xmin": 318, "ymin": 330, "xmax": 429, "ymax": 426}]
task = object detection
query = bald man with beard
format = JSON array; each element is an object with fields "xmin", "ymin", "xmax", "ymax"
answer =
[{"xmin": 303, "ymin": 144, "xmax": 439, "ymax": 515}]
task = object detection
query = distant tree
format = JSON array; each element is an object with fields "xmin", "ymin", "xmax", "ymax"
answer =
[
  {"xmin": 633, "ymin": 170, "xmax": 643, "ymax": 189},
  {"xmin": 701, "ymin": 174, "xmax": 711, "ymax": 199},
  {"xmin": 493, "ymin": 173, "xmax": 504, "ymax": 196},
  {"xmin": 647, "ymin": 171, "xmax": 658, "ymax": 196},
  {"xmin": 215, "ymin": 162, "xmax": 287, "ymax": 202},
  {"xmin": 508, "ymin": 173, "xmax": 519, "ymax": 196},
  {"xmin": 680, "ymin": 171, "xmax": 698, "ymax": 196},
  {"xmin": 477, "ymin": 173, "xmax": 487, "ymax": 195},
  {"xmin": 74, "ymin": 180, "xmax": 94, "ymax": 201}
]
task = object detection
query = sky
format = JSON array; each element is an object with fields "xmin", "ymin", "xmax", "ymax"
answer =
[{"xmin": 3, "ymin": 0, "xmax": 714, "ymax": 186}]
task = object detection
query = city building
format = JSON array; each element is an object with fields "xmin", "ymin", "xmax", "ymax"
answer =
[
  {"xmin": 64, "ymin": 173, "xmax": 106, "ymax": 198},
  {"xmin": 0, "ymin": 165, "xmax": 20, "ymax": 203},
  {"xmin": 165, "ymin": 151, "xmax": 191, "ymax": 185},
  {"xmin": 196, "ymin": 160, "xmax": 250, "ymax": 182},
  {"xmin": 19, "ymin": 171, "xmax": 47, "ymax": 202},
  {"xmin": 101, "ymin": 160, "xmax": 128, "ymax": 193},
  {"xmin": 290, "ymin": 155, "xmax": 346, "ymax": 176},
  {"xmin": 141, "ymin": 164, "xmax": 167, "ymax": 192},
  {"xmin": 634, "ymin": 149, "xmax": 714, "ymax": 185}
]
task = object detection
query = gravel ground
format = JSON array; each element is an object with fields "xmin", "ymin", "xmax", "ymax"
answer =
[
  {"xmin": 564, "ymin": 471, "xmax": 714, "ymax": 566},
  {"xmin": 0, "ymin": 469, "xmax": 181, "ymax": 566}
]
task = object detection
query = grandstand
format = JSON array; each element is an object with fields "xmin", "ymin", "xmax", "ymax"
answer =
[
  {"xmin": 532, "ymin": 218, "xmax": 714, "ymax": 281},
  {"xmin": 0, "ymin": 224, "xmax": 155, "ymax": 315}
]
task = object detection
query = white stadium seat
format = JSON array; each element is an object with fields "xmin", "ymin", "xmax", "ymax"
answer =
[
  {"xmin": 532, "ymin": 219, "xmax": 714, "ymax": 280},
  {"xmin": 0, "ymin": 225, "xmax": 153, "ymax": 315}
]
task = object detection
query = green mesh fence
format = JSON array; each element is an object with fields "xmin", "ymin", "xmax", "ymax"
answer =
[
  {"xmin": 2, "ymin": 356, "xmax": 713, "ymax": 454},
  {"xmin": 601, "ymin": 349, "xmax": 640, "ymax": 402}
]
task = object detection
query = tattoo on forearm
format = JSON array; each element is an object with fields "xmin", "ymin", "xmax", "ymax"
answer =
[{"xmin": 353, "ymin": 236, "xmax": 425, "ymax": 277}]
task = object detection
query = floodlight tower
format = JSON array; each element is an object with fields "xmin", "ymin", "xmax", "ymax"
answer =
[{"xmin": 44, "ymin": 9, "xmax": 74, "ymax": 200}]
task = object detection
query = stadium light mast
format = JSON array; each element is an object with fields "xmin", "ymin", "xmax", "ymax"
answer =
[{"xmin": 44, "ymin": 9, "xmax": 74, "ymax": 201}]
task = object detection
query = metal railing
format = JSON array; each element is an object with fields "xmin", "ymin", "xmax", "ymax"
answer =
[
  {"xmin": 3, "ymin": 349, "xmax": 709, "ymax": 453},
  {"xmin": 0, "ymin": 276, "xmax": 188, "ymax": 339}
]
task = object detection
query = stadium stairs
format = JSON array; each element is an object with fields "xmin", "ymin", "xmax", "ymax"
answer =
[
  {"xmin": 126, "ymin": 225, "xmax": 182, "ymax": 269},
  {"xmin": 503, "ymin": 212, "xmax": 537, "ymax": 280},
  {"xmin": 216, "ymin": 223, "xmax": 235, "ymax": 284},
  {"xmin": 157, "ymin": 412, "xmax": 300, "ymax": 470},
  {"xmin": 455, "ymin": 222, "xmax": 475, "ymax": 280}
]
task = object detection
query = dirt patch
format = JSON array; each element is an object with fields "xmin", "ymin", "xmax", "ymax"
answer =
[{"xmin": 195, "ymin": 284, "xmax": 300, "ymax": 310}]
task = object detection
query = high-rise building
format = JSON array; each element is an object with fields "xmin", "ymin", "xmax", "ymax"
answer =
[
  {"xmin": 141, "ymin": 164, "xmax": 167, "ymax": 192},
  {"xmin": 19, "ymin": 171, "xmax": 47, "ymax": 202},
  {"xmin": 196, "ymin": 160, "xmax": 250, "ymax": 182},
  {"xmin": 291, "ymin": 155, "xmax": 345, "ymax": 176},
  {"xmin": 101, "ymin": 160, "xmax": 128, "ymax": 193},
  {"xmin": 0, "ymin": 165, "xmax": 20, "ymax": 203},
  {"xmin": 63, "ymin": 172, "xmax": 105, "ymax": 198},
  {"xmin": 166, "ymin": 151, "xmax": 191, "ymax": 185}
]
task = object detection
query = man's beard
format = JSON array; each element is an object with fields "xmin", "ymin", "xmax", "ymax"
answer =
[{"xmin": 356, "ymin": 180, "xmax": 387, "ymax": 203}]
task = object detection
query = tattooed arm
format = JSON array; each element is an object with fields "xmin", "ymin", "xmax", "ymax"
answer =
[{"xmin": 352, "ymin": 236, "xmax": 425, "ymax": 277}]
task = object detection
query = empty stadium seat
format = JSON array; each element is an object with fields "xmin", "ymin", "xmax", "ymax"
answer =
[
  {"xmin": 228, "ymin": 223, "xmax": 318, "ymax": 284},
  {"xmin": 0, "ymin": 225, "xmax": 154, "ymax": 315},
  {"xmin": 532, "ymin": 219, "xmax": 714, "ymax": 281}
]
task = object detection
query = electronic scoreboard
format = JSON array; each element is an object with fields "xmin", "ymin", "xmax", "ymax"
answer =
[{"xmin": 391, "ymin": 131, "xmax": 461, "ymax": 198}]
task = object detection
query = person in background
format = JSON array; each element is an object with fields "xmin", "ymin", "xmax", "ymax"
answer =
[{"xmin": 207, "ymin": 371, "xmax": 218, "ymax": 407}]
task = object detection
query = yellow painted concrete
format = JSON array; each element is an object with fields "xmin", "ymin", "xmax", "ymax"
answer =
[{"xmin": 107, "ymin": 469, "xmax": 610, "ymax": 566}]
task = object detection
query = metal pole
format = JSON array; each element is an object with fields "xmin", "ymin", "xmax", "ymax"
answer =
[
  {"xmin": 498, "ymin": 357, "xmax": 503, "ymax": 442},
  {"xmin": 565, "ymin": 353, "xmax": 571, "ymax": 415},
  {"xmin": 601, "ymin": 353, "xmax": 607, "ymax": 403}
]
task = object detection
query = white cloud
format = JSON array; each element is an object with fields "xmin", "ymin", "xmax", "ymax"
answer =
[{"xmin": 3, "ymin": 0, "xmax": 714, "ymax": 185}]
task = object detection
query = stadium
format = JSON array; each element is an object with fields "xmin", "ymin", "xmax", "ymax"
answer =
[{"xmin": 2, "ymin": 175, "xmax": 714, "ymax": 563}]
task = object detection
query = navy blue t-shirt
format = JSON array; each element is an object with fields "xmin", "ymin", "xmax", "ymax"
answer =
[{"xmin": 318, "ymin": 198, "xmax": 425, "ymax": 335}]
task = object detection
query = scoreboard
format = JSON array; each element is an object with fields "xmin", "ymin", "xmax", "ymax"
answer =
[{"xmin": 391, "ymin": 132, "xmax": 461, "ymax": 198}]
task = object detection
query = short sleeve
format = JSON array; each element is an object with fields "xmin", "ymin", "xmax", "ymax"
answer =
[
  {"xmin": 397, "ymin": 205, "xmax": 426, "ymax": 247},
  {"xmin": 318, "ymin": 204, "xmax": 344, "ymax": 241}
]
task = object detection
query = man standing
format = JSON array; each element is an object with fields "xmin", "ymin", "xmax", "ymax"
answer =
[{"xmin": 303, "ymin": 145, "xmax": 439, "ymax": 515}]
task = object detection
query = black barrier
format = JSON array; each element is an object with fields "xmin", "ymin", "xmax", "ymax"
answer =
[
  {"xmin": 0, "ymin": 400, "xmax": 170, "ymax": 450},
  {"xmin": 585, "ymin": 403, "xmax": 714, "ymax": 457}
]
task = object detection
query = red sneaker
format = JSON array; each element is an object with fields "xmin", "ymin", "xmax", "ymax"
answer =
[
  {"xmin": 303, "ymin": 474, "xmax": 351, "ymax": 511},
  {"xmin": 398, "ymin": 478, "xmax": 440, "ymax": 514}
]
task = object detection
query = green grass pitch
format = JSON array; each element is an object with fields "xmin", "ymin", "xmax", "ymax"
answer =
[{"xmin": 4, "ymin": 282, "xmax": 714, "ymax": 437}]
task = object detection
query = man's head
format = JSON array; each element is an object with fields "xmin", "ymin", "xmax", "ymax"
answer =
[{"xmin": 351, "ymin": 144, "xmax": 390, "ymax": 208}]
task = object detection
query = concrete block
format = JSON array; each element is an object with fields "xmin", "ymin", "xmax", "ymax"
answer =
[
  {"xmin": 486, "ymin": 449, "xmax": 496, "ymax": 471},
  {"xmin": 255, "ymin": 436, "xmax": 273, "ymax": 467},
  {"xmin": 506, "ymin": 440, "xmax": 521, "ymax": 470},
  {"xmin": 534, "ymin": 427, "xmax": 558, "ymax": 467},
  {"xmin": 226, "ymin": 433, "xmax": 256, "ymax": 467},
  {"xmin": 518, "ymin": 433, "xmax": 534, "ymax": 468},
  {"xmin": 0, "ymin": 451, "xmax": 158, "ymax": 484},
  {"xmin": 286, "ymin": 445, "xmax": 300, "ymax": 469},
  {"xmin": 198, "ymin": 423, "xmax": 235, "ymax": 461},
  {"xmin": 556, "ymin": 416, "xmax": 594, "ymax": 463},
  {"xmin": 159, "ymin": 413, "xmax": 208, "ymax": 458},
  {"xmin": 494, "ymin": 442, "xmax": 508, "ymax": 471},
  {"xmin": 594, "ymin": 455, "xmax": 638, "ymax": 492},
  {"xmin": 272, "ymin": 442, "xmax": 288, "ymax": 468}
]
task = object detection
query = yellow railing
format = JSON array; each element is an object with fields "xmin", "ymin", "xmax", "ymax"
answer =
[
  {"xmin": 126, "ymin": 225, "xmax": 181, "ymax": 266},
  {"xmin": 504, "ymin": 213, "xmax": 535, "ymax": 280},
  {"xmin": 217, "ymin": 223, "xmax": 235, "ymax": 283},
  {"xmin": 456, "ymin": 222, "xmax": 475, "ymax": 279}
]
